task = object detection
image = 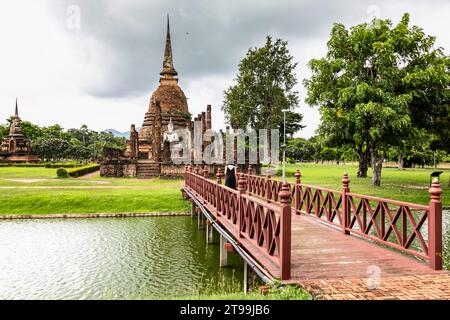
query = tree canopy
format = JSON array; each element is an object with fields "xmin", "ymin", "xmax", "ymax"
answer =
[
  {"xmin": 0, "ymin": 120, "xmax": 125, "ymax": 162},
  {"xmin": 222, "ymin": 36, "xmax": 303, "ymax": 136},
  {"xmin": 305, "ymin": 13, "xmax": 450, "ymax": 186}
]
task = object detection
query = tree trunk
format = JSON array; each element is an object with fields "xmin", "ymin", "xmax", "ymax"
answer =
[
  {"xmin": 370, "ymin": 147, "xmax": 383, "ymax": 187},
  {"xmin": 398, "ymin": 155, "xmax": 404, "ymax": 170},
  {"xmin": 357, "ymin": 148, "xmax": 370, "ymax": 178}
]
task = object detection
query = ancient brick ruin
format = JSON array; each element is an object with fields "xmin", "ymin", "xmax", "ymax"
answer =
[
  {"xmin": 0, "ymin": 99, "xmax": 39, "ymax": 163},
  {"xmin": 101, "ymin": 16, "xmax": 213, "ymax": 178}
]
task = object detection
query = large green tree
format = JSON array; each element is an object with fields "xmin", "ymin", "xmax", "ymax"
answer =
[
  {"xmin": 305, "ymin": 13, "xmax": 450, "ymax": 186},
  {"xmin": 222, "ymin": 36, "xmax": 302, "ymax": 136}
]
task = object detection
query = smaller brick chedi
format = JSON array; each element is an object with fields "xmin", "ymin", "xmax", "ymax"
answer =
[
  {"xmin": 0, "ymin": 99, "xmax": 39, "ymax": 163},
  {"xmin": 101, "ymin": 16, "xmax": 213, "ymax": 178}
]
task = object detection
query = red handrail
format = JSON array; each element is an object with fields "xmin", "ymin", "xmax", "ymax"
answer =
[
  {"xmin": 185, "ymin": 166, "xmax": 443, "ymax": 271},
  {"xmin": 244, "ymin": 169, "xmax": 443, "ymax": 270},
  {"xmin": 184, "ymin": 166, "xmax": 292, "ymax": 279}
]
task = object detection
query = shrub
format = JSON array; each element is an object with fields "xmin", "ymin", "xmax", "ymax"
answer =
[
  {"xmin": 45, "ymin": 162, "xmax": 84, "ymax": 168},
  {"xmin": 66, "ymin": 164, "xmax": 100, "ymax": 177},
  {"xmin": 0, "ymin": 162, "xmax": 85, "ymax": 168},
  {"xmin": 0, "ymin": 163, "xmax": 45, "ymax": 167},
  {"xmin": 57, "ymin": 168, "xmax": 69, "ymax": 178}
]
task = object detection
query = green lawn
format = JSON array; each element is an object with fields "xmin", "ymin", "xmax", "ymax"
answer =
[
  {"xmin": 276, "ymin": 163, "xmax": 449, "ymax": 206},
  {"xmin": 0, "ymin": 188, "xmax": 189, "ymax": 215},
  {"xmin": 148, "ymin": 284, "xmax": 311, "ymax": 300},
  {"xmin": 0, "ymin": 167, "xmax": 57, "ymax": 179},
  {"xmin": 0, "ymin": 164, "xmax": 448, "ymax": 215},
  {"xmin": 0, "ymin": 167, "xmax": 188, "ymax": 215}
]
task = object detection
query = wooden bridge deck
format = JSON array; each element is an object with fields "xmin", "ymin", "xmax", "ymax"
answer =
[
  {"xmin": 288, "ymin": 213, "xmax": 437, "ymax": 281},
  {"xmin": 182, "ymin": 168, "xmax": 449, "ymax": 299},
  {"xmin": 287, "ymin": 213, "xmax": 450, "ymax": 299}
]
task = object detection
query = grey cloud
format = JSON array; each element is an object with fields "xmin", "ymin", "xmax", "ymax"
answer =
[{"xmin": 47, "ymin": 0, "xmax": 439, "ymax": 99}]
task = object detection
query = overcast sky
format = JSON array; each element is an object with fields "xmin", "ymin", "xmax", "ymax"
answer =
[{"xmin": 0, "ymin": 0, "xmax": 449, "ymax": 137}]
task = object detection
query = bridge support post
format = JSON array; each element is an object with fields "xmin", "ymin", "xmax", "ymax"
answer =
[
  {"xmin": 243, "ymin": 260, "xmax": 248, "ymax": 293},
  {"xmin": 429, "ymin": 178, "xmax": 443, "ymax": 270},
  {"xmin": 342, "ymin": 173, "xmax": 350, "ymax": 235},
  {"xmin": 206, "ymin": 220, "xmax": 214, "ymax": 244},
  {"xmin": 219, "ymin": 234, "xmax": 228, "ymax": 267},
  {"xmin": 191, "ymin": 201, "xmax": 196, "ymax": 219},
  {"xmin": 197, "ymin": 208, "xmax": 204, "ymax": 229}
]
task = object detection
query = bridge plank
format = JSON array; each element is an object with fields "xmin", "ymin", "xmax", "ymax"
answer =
[{"xmin": 288, "ymin": 214, "xmax": 441, "ymax": 281}]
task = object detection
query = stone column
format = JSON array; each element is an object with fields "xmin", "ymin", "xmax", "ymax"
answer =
[
  {"xmin": 129, "ymin": 124, "xmax": 138, "ymax": 159},
  {"xmin": 201, "ymin": 112, "xmax": 206, "ymax": 133},
  {"xmin": 206, "ymin": 105, "xmax": 212, "ymax": 130},
  {"xmin": 152, "ymin": 100, "xmax": 162, "ymax": 162}
]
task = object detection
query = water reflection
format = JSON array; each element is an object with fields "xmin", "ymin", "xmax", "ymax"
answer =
[{"xmin": 0, "ymin": 217, "xmax": 243, "ymax": 300}]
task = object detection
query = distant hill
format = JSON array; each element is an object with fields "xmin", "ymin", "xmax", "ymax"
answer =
[{"xmin": 103, "ymin": 129, "xmax": 132, "ymax": 138}]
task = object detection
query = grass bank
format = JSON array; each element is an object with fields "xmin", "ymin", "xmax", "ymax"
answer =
[
  {"xmin": 0, "ymin": 164, "xmax": 448, "ymax": 215},
  {"xmin": 276, "ymin": 163, "xmax": 449, "ymax": 206},
  {"xmin": 175, "ymin": 285, "xmax": 312, "ymax": 300},
  {"xmin": 0, "ymin": 187, "xmax": 189, "ymax": 215},
  {"xmin": 0, "ymin": 167, "xmax": 188, "ymax": 215}
]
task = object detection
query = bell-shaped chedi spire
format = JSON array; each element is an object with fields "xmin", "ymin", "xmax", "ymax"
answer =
[
  {"xmin": 15, "ymin": 98, "xmax": 19, "ymax": 118},
  {"xmin": 9, "ymin": 98, "xmax": 23, "ymax": 136},
  {"xmin": 160, "ymin": 15, "xmax": 178, "ymax": 78}
]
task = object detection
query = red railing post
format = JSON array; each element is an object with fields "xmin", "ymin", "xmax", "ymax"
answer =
[
  {"xmin": 279, "ymin": 181, "xmax": 292, "ymax": 280},
  {"xmin": 203, "ymin": 166, "xmax": 209, "ymax": 203},
  {"xmin": 247, "ymin": 164, "xmax": 253, "ymax": 193},
  {"xmin": 215, "ymin": 167, "xmax": 224, "ymax": 215},
  {"xmin": 216, "ymin": 167, "xmax": 224, "ymax": 185},
  {"xmin": 428, "ymin": 178, "xmax": 443, "ymax": 270},
  {"xmin": 342, "ymin": 173, "xmax": 350, "ymax": 235},
  {"xmin": 266, "ymin": 174, "xmax": 271, "ymax": 202},
  {"xmin": 238, "ymin": 173, "xmax": 247, "ymax": 238},
  {"xmin": 294, "ymin": 169, "xmax": 301, "ymax": 213}
]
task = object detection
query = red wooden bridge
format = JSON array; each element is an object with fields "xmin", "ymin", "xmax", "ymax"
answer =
[{"xmin": 181, "ymin": 165, "xmax": 450, "ymax": 299}]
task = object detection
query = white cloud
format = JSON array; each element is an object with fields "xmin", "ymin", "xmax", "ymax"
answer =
[{"xmin": 0, "ymin": 0, "xmax": 448, "ymax": 139}]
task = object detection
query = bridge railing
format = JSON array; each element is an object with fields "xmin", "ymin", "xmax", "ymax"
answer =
[
  {"xmin": 184, "ymin": 165, "xmax": 292, "ymax": 280},
  {"xmin": 243, "ymin": 165, "xmax": 444, "ymax": 270}
]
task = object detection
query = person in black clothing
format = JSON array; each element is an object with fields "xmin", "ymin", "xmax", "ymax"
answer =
[{"xmin": 224, "ymin": 163, "xmax": 236, "ymax": 189}]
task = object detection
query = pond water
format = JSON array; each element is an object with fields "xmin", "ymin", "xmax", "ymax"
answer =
[
  {"xmin": 0, "ymin": 217, "xmax": 244, "ymax": 300},
  {"xmin": 0, "ymin": 211, "xmax": 449, "ymax": 300}
]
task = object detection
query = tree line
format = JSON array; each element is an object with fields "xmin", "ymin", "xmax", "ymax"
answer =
[
  {"xmin": 0, "ymin": 121, "xmax": 125, "ymax": 162},
  {"xmin": 222, "ymin": 13, "xmax": 449, "ymax": 186},
  {"xmin": 286, "ymin": 136, "xmax": 448, "ymax": 167}
]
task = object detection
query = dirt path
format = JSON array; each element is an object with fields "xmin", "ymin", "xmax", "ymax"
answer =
[{"xmin": 79, "ymin": 170, "xmax": 100, "ymax": 179}]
